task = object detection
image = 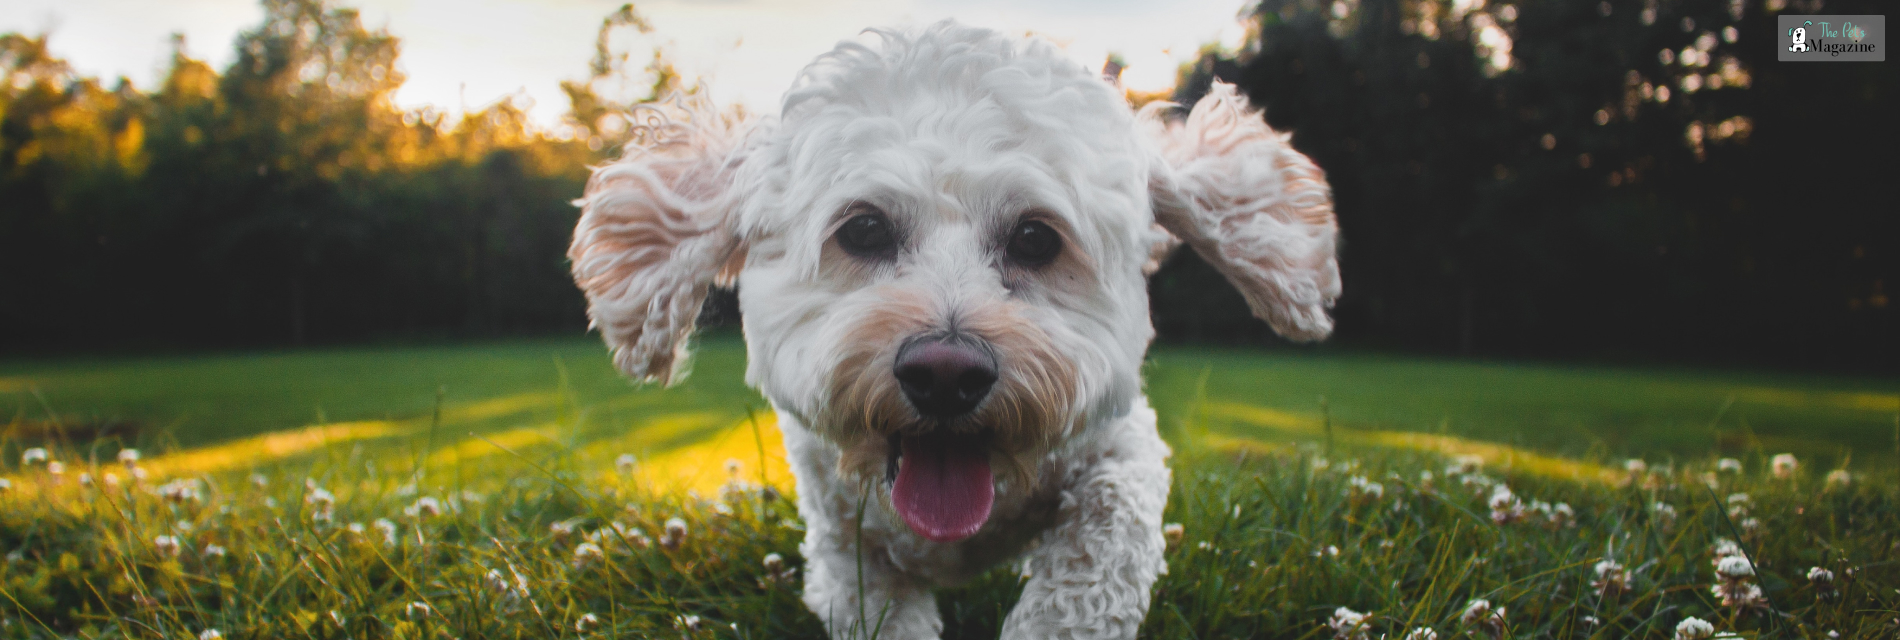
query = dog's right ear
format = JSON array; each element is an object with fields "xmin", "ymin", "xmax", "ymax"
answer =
[
  {"xmin": 569, "ymin": 96, "xmax": 749, "ymax": 386},
  {"xmin": 1142, "ymin": 81, "xmax": 1341, "ymax": 342}
]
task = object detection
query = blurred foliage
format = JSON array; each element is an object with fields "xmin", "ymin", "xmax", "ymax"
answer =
[
  {"xmin": 0, "ymin": 0, "xmax": 675, "ymax": 352},
  {"xmin": 1158, "ymin": 0, "xmax": 1891, "ymax": 371},
  {"xmin": 1, "ymin": 0, "xmax": 1890, "ymax": 373}
]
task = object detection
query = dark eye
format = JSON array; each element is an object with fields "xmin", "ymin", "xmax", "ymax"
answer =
[
  {"xmin": 1005, "ymin": 219, "xmax": 1061, "ymax": 266},
  {"xmin": 836, "ymin": 206, "xmax": 897, "ymax": 258}
]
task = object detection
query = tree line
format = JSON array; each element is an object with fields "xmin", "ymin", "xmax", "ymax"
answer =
[
  {"xmin": 1157, "ymin": 0, "xmax": 1890, "ymax": 371},
  {"xmin": 0, "ymin": 0, "xmax": 669, "ymax": 352},
  {"xmin": 2, "ymin": 0, "xmax": 1890, "ymax": 372}
]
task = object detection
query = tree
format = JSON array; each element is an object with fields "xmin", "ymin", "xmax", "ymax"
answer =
[{"xmin": 1158, "ymin": 0, "xmax": 1890, "ymax": 370}]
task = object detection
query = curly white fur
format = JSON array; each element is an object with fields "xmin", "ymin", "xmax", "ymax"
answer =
[{"xmin": 571, "ymin": 21, "xmax": 1338, "ymax": 640}]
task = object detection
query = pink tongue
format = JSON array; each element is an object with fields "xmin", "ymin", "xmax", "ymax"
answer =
[{"xmin": 891, "ymin": 432, "xmax": 993, "ymax": 542}]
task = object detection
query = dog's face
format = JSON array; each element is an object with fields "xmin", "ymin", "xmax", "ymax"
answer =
[
  {"xmin": 733, "ymin": 35, "xmax": 1160, "ymax": 540},
  {"xmin": 569, "ymin": 23, "xmax": 1340, "ymax": 543}
]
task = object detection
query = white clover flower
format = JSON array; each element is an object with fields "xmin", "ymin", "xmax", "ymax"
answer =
[
  {"xmin": 153, "ymin": 535, "xmax": 181, "ymax": 558},
  {"xmin": 1716, "ymin": 458, "xmax": 1742, "ymax": 473},
  {"xmin": 1739, "ymin": 517, "xmax": 1761, "ymax": 536},
  {"xmin": 159, "ymin": 479, "xmax": 203, "ymax": 503},
  {"xmin": 202, "ymin": 544, "xmax": 226, "ymax": 559},
  {"xmin": 21, "ymin": 448, "xmax": 48, "ymax": 466},
  {"xmin": 1403, "ymin": 628, "xmax": 1438, "ymax": 640},
  {"xmin": 660, "ymin": 517, "xmax": 689, "ymax": 550},
  {"xmin": 674, "ymin": 614, "xmax": 702, "ymax": 631},
  {"xmin": 1651, "ymin": 501, "xmax": 1678, "ymax": 528},
  {"xmin": 485, "ymin": 568, "xmax": 530, "ymax": 601},
  {"xmin": 1710, "ymin": 581, "xmax": 1763, "ymax": 608},
  {"xmin": 1824, "ymin": 469, "xmax": 1851, "ymax": 488},
  {"xmin": 347, "ymin": 522, "xmax": 366, "ymax": 536},
  {"xmin": 1487, "ymin": 486, "xmax": 1524, "ymax": 525},
  {"xmin": 1593, "ymin": 560, "xmax": 1633, "ymax": 597},
  {"xmin": 1347, "ymin": 476, "xmax": 1385, "ymax": 502},
  {"xmin": 763, "ymin": 553, "xmax": 785, "ymax": 573},
  {"xmin": 575, "ymin": 612, "xmax": 600, "ymax": 632},
  {"xmin": 404, "ymin": 601, "xmax": 433, "ymax": 620},
  {"xmin": 405, "ymin": 496, "xmax": 442, "ymax": 519},
  {"xmin": 45, "ymin": 461, "xmax": 65, "ymax": 475},
  {"xmin": 1458, "ymin": 473, "xmax": 1497, "ymax": 492},
  {"xmin": 1715, "ymin": 555, "xmax": 1754, "ymax": 579},
  {"xmin": 373, "ymin": 518, "xmax": 399, "ymax": 546},
  {"xmin": 1328, "ymin": 607, "xmax": 1370, "ymax": 640},
  {"xmin": 550, "ymin": 519, "xmax": 579, "ymax": 542},
  {"xmin": 103, "ymin": 472, "xmax": 119, "ymax": 487},
  {"xmin": 592, "ymin": 521, "xmax": 653, "ymax": 551},
  {"xmin": 1625, "ymin": 458, "xmax": 1648, "ymax": 474},
  {"xmin": 1770, "ymin": 453, "xmax": 1798, "ymax": 479},
  {"xmin": 1674, "ymin": 616, "xmax": 1715, "ymax": 640},
  {"xmin": 306, "ymin": 487, "xmax": 335, "ymax": 507},
  {"xmin": 573, "ymin": 542, "xmax": 606, "ymax": 566},
  {"xmin": 0, "ymin": 478, "xmax": 10, "ymax": 493},
  {"xmin": 1460, "ymin": 599, "xmax": 1505, "ymax": 637},
  {"xmin": 117, "ymin": 449, "xmax": 140, "ymax": 466},
  {"xmin": 1162, "ymin": 522, "xmax": 1185, "ymax": 546},
  {"xmin": 198, "ymin": 630, "xmax": 223, "ymax": 640},
  {"xmin": 78, "ymin": 472, "xmax": 94, "ymax": 488},
  {"xmin": 615, "ymin": 453, "xmax": 637, "ymax": 475},
  {"xmin": 1710, "ymin": 538, "xmax": 1743, "ymax": 562},
  {"xmin": 1807, "ymin": 566, "xmax": 1835, "ymax": 584}
]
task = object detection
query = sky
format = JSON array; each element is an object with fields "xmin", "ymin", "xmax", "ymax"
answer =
[{"xmin": 2, "ymin": 0, "xmax": 1256, "ymax": 127}]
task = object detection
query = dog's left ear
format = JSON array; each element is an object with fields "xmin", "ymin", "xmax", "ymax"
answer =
[
  {"xmin": 569, "ymin": 97, "xmax": 749, "ymax": 385},
  {"xmin": 1143, "ymin": 81, "xmax": 1341, "ymax": 342}
]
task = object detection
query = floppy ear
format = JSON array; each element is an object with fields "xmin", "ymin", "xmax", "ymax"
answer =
[
  {"xmin": 569, "ymin": 96, "xmax": 748, "ymax": 385},
  {"xmin": 1144, "ymin": 81, "xmax": 1341, "ymax": 342}
]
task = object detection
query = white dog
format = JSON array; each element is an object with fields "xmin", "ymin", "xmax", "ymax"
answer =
[{"xmin": 570, "ymin": 22, "xmax": 1338, "ymax": 640}]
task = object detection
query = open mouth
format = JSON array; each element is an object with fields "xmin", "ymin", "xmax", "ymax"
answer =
[{"xmin": 887, "ymin": 429, "xmax": 994, "ymax": 543}]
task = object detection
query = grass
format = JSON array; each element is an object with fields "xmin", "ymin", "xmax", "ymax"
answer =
[{"xmin": 1, "ymin": 336, "xmax": 1897, "ymax": 638}]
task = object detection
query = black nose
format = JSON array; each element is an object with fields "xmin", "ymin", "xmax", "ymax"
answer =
[{"xmin": 894, "ymin": 337, "xmax": 998, "ymax": 418}]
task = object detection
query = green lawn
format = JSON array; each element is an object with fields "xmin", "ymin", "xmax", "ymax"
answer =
[
  {"xmin": 2, "ymin": 336, "xmax": 1896, "ymax": 639},
  {"xmin": 5, "ymin": 335, "xmax": 1896, "ymax": 471}
]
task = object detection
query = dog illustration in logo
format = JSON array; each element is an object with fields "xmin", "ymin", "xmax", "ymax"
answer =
[{"xmin": 1788, "ymin": 25, "xmax": 1811, "ymax": 52}]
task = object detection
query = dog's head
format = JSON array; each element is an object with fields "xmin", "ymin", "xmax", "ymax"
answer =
[{"xmin": 570, "ymin": 22, "xmax": 1338, "ymax": 542}]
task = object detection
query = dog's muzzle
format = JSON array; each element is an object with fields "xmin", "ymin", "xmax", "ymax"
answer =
[{"xmin": 887, "ymin": 334, "xmax": 997, "ymax": 542}]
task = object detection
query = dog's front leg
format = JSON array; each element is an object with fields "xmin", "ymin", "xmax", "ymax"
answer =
[
  {"xmin": 1001, "ymin": 413, "xmax": 1172, "ymax": 640},
  {"xmin": 799, "ymin": 500, "xmax": 943, "ymax": 640}
]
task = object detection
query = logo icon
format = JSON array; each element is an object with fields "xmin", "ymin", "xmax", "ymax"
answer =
[
  {"xmin": 1788, "ymin": 22, "xmax": 1811, "ymax": 52},
  {"xmin": 1778, "ymin": 15, "xmax": 1884, "ymax": 62}
]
